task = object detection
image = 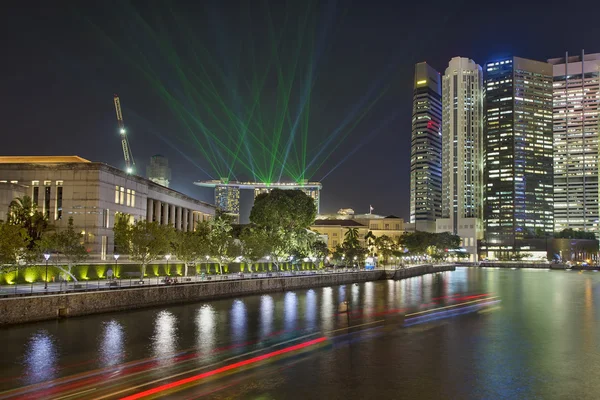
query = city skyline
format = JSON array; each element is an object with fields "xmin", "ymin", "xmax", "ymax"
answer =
[{"xmin": 2, "ymin": 1, "xmax": 600, "ymax": 218}]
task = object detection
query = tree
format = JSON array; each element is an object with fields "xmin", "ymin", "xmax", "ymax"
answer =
[
  {"xmin": 344, "ymin": 227, "xmax": 360, "ymax": 244},
  {"xmin": 250, "ymin": 189, "xmax": 317, "ymax": 232},
  {"xmin": 113, "ymin": 213, "xmax": 131, "ymax": 254},
  {"xmin": 309, "ymin": 239, "xmax": 329, "ymax": 268},
  {"xmin": 209, "ymin": 212, "xmax": 241, "ymax": 274},
  {"xmin": 116, "ymin": 220, "xmax": 173, "ymax": 278},
  {"xmin": 365, "ymin": 231, "xmax": 377, "ymax": 256},
  {"xmin": 172, "ymin": 222, "xmax": 210, "ymax": 276},
  {"xmin": 0, "ymin": 221, "xmax": 30, "ymax": 272},
  {"xmin": 240, "ymin": 226, "xmax": 271, "ymax": 266},
  {"xmin": 375, "ymin": 235, "xmax": 395, "ymax": 264},
  {"xmin": 7, "ymin": 195, "xmax": 50, "ymax": 249},
  {"xmin": 39, "ymin": 217, "xmax": 88, "ymax": 281}
]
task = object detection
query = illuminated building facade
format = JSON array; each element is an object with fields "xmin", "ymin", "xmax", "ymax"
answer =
[
  {"xmin": 436, "ymin": 57, "xmax": 483, "ymax": 261},
  {"xmin": 481, "ymin": 57, "xmax": 554, "ymax": 259},
  {"xmin": 215, "ymin": 180, "xmax": 241, "ymax": 222},
  {"xmin": 0, "ymin": 156, "xmax": 214, "ymax": 260},
  {"xmin": 410, "ymin": 62, "xmax": 442, "ymax": 233},
  {"xmin": 548, "ymin": 52, "xmax": 600, "ymax": 236}
]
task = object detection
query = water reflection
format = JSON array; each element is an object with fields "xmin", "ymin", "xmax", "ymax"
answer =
[
  {"xmin": 151, "ymin": 310, "xmax": 178, "ymax": 364},
  {"xmin": 284, "ymin": 292, "xmax": 298, "ymax": 332},
  {"xmin": 259, "ymin": 295, "xmax": 274, "ymax": 339},
  {"xmin": 321, "ymin": 287, "xmax": 334, "ymax": 332},
  {"xmin": 305, "ymin": 290, "xmax": 317, "ymax": 330},
  {"xmin": 100, "ymin": 320, "xmax": 124, "ymax": 367},
  {"xmin": 230, "ymin": 300, "xmax": 247, "ymax": 344},
  {"xmin": 196, "ymin": 305, "xmax": 216, "ymax": 355},
  {"xmin": 23, "ymin": 330, "xmax": 57, "ymax": 384}
]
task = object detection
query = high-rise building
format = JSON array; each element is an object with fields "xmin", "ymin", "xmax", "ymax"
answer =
[
  {"xmin": 409, "ymin": 62, "xmax": 442, "ymax": 232},
  {"xmin": 214, "ymin": 179, "xmax": 241, "ymax": 222},
  {"xmin": 436, "ymin": 57, "xmax": 483, "ymax": 261},
  {"xmin": 146, "ymin": 155, "xmax": 172, "ymax": 188},
  {"xmin": 482, "ymin": 57, "xmax": 554, "ymax": 259},
  {"xmin": 548, "ymin": 52, "xmax": 600, "ymax": 236}
]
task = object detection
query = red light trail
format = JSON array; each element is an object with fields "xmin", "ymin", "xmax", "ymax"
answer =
[{"xmin": 120, "ymin": 336, "xmax": 327, "ymax": 399}]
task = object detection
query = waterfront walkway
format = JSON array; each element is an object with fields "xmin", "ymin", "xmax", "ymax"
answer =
[{"xmin": 0, "ymin": 268, "xmax": 375, "ymax": 298}]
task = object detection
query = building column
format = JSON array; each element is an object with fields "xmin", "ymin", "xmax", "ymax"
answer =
[
  {"xmin": 162, "ymin": 202, "xmax": 169, "ymax": 225},
  {"xmin": 183, "ymin": 209, "xmax": 189, "ymax": 232},
  {"xmin": 170, "ymin": 204, "xmax": 176, "ymax": 227},
  {"xmin": 176, "ymin": 207, "xmax": 182, "ymax": 231},
  {"xmin": 188, "ymin": 210, "xmax": 195, "ymax": 232},
  {"xmin": 147, "ymin": 198, "xmax": 154, "ymax": 222},
  {"xmin": 154, "ymin": 199, "xmax": 161, "ymax": 224}
]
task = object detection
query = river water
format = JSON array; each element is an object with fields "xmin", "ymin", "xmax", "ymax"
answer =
[{"xmin": 0, "ymin": 267, "xmax": 599, "ymax": 399}]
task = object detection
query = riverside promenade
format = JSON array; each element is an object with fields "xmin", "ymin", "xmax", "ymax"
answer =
[{"xmin": 0, "ymin": 264, "xmax": 455, "ymax": 326}]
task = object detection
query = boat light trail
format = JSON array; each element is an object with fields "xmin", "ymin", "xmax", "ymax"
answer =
[{"xmin": 120, "ymin": 336, "xmax": 327, "ymax": 400}]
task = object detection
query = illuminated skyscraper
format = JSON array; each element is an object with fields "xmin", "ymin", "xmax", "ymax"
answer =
[
  {"xmin": 409, "ymin": 62, "xmax": 442, "ymax": 232},
  {"xmin": 437, "ymin": 57, "xmax": 483, "ymax": 261},
  {"xmin": 548, "ymin": 52, "xmax": 600, "ymax": 236},
  {"xmin": 214, "ymin": 179, "xmax": 240, "ymax": 222},
  {"xmin": 482, "ymin": 57, "xmax": 554, "ymax": 259}
]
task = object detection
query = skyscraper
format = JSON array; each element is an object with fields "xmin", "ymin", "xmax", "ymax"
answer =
[
  {"xmin": 548, "ymin": 52, "xmax": 600, "ymax": 236},
  {"xmin": 482, "ymin": 57, "xmax": 554, "ymax": 259},
  {"xmin": 409, "ymin": 62, "xmax": 442, "ymax": 233},
  {"xmin": 437, "ymin": 57, "xmax": 483, "ymax": 261},
  {"xmin": 146, "ymin": 154, "xmax": 171, "ymax": 188}
]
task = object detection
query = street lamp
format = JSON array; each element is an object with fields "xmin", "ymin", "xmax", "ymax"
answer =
[
  {"xmin": 113, "ymin": 254, "xmax": 119, "ymax": 280},
  {"xmin": 43, "ymin": 253, "xmax": 50, "ymax": 290},
  {"xmin": 165, "ymin": 254, "xmax": 171, "ymax": 275}
]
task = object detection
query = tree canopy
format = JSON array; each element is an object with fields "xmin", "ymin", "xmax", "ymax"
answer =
[{"xmin": 249, "ymin": 189, "xmax": 316, "ymax": 232}]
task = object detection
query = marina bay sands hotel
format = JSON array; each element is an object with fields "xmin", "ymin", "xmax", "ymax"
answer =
[{"xmin": 194, "ymin": 179, "xmax": 321, "ymax": 222}]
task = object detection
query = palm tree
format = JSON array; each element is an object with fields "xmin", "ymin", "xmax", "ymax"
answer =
[
  {"xmin": 364, "ymin": 230, "xmax": 376, "ymax": 256},
  {"xmin": 8, "ymin": 196, "xmax": 49, "ymax": 248},
  {"xmin": 344, "ymin": 227, "xmax": 359, "ymax": 243}
]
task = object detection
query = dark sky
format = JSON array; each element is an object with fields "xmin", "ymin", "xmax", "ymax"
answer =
[{"xmin": 2, "ymin": 0, "xmax": 600, "ymax": 220}]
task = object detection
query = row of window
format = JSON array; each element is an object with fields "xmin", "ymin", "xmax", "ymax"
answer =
[
  {"xmin": 31, "ymin": 180, "xmax": 63, "ymax": 220},
  {"xmin": 115, "ymin": 186, "xmax": 136, "ymax": 207}
]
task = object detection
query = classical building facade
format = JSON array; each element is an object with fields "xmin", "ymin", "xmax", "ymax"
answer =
[
  {"xmin": 313, "ymin": 209, "xmax": 405, "ymax": 251},
  {"xmin": 548, "ymin": 52, "xmax": 600, "ymax": 236},
  {"xmin": 410, "ymin": 62, "xmax": 442, "ymax": 233},
  {"xmin": 437, "ymin": 57, "xmax": 484, "ymax": 261},
  {"xmin": 0, "ymin": 156, "xmax": 215, "ymax": 260}
]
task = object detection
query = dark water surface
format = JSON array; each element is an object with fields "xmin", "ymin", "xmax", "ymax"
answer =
[{"xmin": 1, "ymin": 267, "xmax": 600, "ymax": 399}]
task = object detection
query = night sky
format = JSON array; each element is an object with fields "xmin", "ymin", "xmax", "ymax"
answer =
[{"xmin": 2, "ymin": 0, "xmax": 600, "ymax": 220}]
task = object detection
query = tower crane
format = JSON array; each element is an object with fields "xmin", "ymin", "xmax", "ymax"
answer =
[{"xmin": 113, "ymin": 94, "xmax": 135, "ymax": 174}]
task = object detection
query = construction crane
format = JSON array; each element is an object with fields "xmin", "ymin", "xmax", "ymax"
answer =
[{"xmin": 113, "ymin": 94, "xmax": 135, "ymax": 174}]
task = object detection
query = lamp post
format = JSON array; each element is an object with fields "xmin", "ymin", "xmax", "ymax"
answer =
[
  {"xmin": 43, "ymin": 253, "xmax": 50, "ymax": 290},
  {"xmin": 165, "ymin": 254, "xmax": 172, "ymax": 276},
  {"xmin": 113, "ymin": 254, "xmax": 119, "ymax": 281}
]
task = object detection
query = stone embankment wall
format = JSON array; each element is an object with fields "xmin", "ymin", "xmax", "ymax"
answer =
[{"xmin": 0, "ymin": 265, "xmax": 456, "ymax": 326}]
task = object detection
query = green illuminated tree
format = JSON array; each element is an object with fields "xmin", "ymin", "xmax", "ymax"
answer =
[
  {"xmin": 172, "ymin": 222, "xmax": 210, "ymax": 276},
  {"xmin": 240, "ymin": 226, "xmax": 271, "ymax": 266},
  {"xmin": 208, "ymin": 212, "xmax": 241, "ymax": 274},
  {"xmin": 7, "ymin": 195, "xmax": 50, "ymax": 249},
  {"xmin": 249, "ymin": 189, "xmax": 317, "ymax": 231},
  {"xmin": 0, "ymin": 221, "xmax": 30, "ymax": 272},
  {"xmin": 115, "ymin": 220, "xmax": 174, "ymax": 278},
  {"xmin": 38, "ymin": 217, "xmax": 88, "ymax": 281}
]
